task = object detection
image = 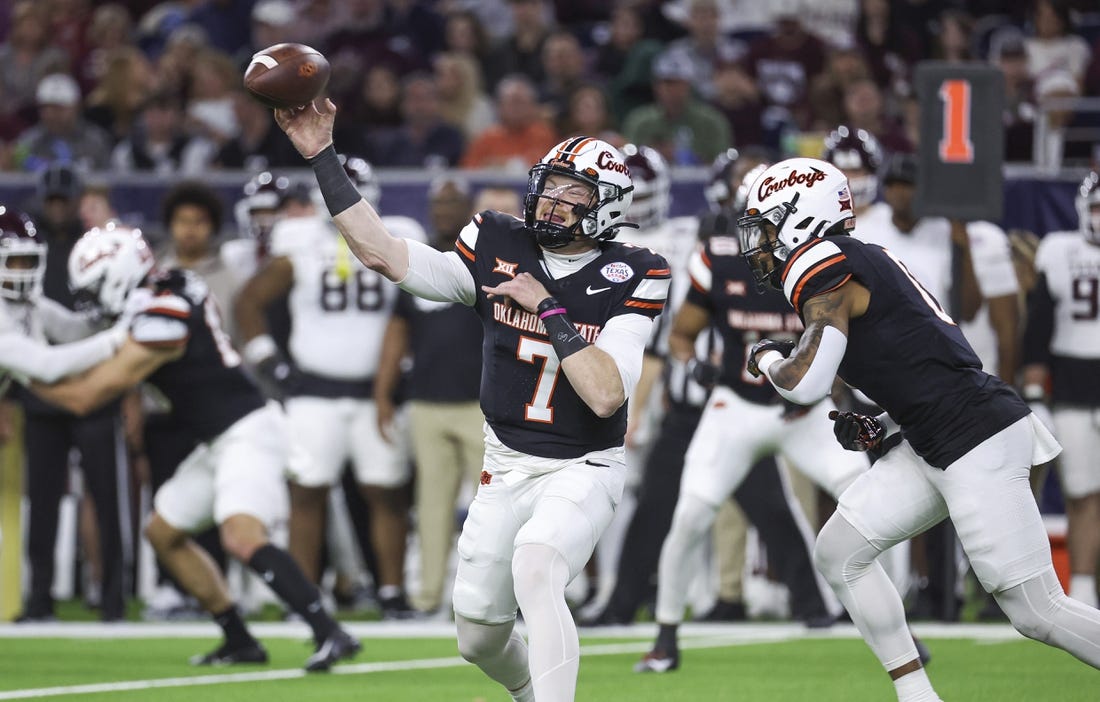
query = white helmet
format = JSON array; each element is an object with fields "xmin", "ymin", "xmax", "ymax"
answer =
[
  {"xmin": 622, "ymin": 144, "xmax": 670, "ymax": 229},
  {"xmin": 68, "ymin": 223, "xmax": 155, "ymax": 318},
  {"xmin": 524, "ymin": 137, "xmax": 635, "ymax": 248},
  {"xmin": 1076, "ymin": 170, "xmax": 1100, "ymax": 244},
  {"xmin": 737, "ymin": 158, "xmax": 854, "ymax": 287},
  {"xmin": 0, "ymin": 205, "xmax": 46, "ymax": 302}
]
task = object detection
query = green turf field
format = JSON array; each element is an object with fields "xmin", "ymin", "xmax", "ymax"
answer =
[{"xmin": 0, "ymin": 624, "xmax": 1095, "ymax": 701}]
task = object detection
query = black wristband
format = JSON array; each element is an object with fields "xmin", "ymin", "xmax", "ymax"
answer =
[
  {"xmin": 540, "ymin": 305, "xmax": 589, "ymax": 360},
  {"xmin": 536, "ymin": 296, "xmax": 562, "ymax": 316},
  {"xmin": 308, "ymin": 144, "xmax": 361, "ymax": 216}
]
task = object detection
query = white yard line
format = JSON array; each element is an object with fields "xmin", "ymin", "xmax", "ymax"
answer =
[{"xmin": 0, "ymin": 622, "xmax": 1025, "ymax": 700}]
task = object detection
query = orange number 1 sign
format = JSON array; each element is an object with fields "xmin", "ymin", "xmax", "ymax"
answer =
[{"xmin": 938, "ymin": 79, "xmax": 974, "ymax": 164}]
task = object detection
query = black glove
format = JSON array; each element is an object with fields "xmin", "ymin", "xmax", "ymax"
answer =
[
  {"xmin": 687, "ymin": 358, "xmax": 721, "ymax": 390},
  {"xmin": 255, "ymin": 352, "xmax": 303, "ymax": 402},
  {"xmin": 828, "ymin": 410, "xmax": 885, "ymax": 452},
  {"xmin": 746, "ymin": 339, "xmax": 796, "ymax": 378}
]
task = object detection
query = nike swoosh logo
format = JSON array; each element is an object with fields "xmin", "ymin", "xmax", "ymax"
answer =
[{"xmin": 586, "ymin": 285, "xmax": 611, "ymax": 295}]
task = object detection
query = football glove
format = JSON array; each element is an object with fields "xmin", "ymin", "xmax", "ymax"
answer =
[
  {"xmin": 746, "ymin": 339, "xmax": 796, "ymax": 378},
  {"xmin": 827, "ymin": 410, "xmax": 885, "ymax": 452},
  {"xmin": 687, "ymin": 358, "xmax": 721, "ymax": 390},
  {"xmin": 254, "ymin": 352, "xmax": 303, "ymax": 403}
]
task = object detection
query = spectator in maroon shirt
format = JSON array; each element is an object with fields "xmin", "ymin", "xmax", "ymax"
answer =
[{"xmin": 741, "ymin": 14, "xmax": 827, "ymax": 132}]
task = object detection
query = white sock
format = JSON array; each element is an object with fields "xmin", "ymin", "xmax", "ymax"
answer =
[
  {"xmin": 893, "ymin": 668, "xmax": 942, "ymax": 702},
  {"xmin": 1069, "ymin": 574, "xmax": 1099, "ymax": 609}
]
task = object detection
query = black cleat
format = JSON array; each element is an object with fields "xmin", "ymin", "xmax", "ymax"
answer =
[
  {"xmin": 380, "ymin": 592, "xmax": 421, "ymax": 621},
  {"xmin": 305, "ymin": 628, "xmax": 361, "ymax": 672},
  {"xmin": 189, "ymin": 640, "xmax": 268, "ymax": 666},
  {"xmin": 696, "ymin": 599, "xmax": 747, "ymax": 622},
  {"xmin": 633, "ymin": 648, "xmax": 680, "ymax": 673}
]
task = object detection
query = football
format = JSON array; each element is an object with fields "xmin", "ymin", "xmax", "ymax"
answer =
[{"xmin": 243, "ymin": 43, "xmax": 331, "ymax": 109}]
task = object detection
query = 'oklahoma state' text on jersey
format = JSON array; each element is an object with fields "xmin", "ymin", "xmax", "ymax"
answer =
[
  {"xmin": 456, "ymin": 211, "xmax": 670, "ymax": 458},
  {"xmin": 128, "ymin": 269, "xmax": 265, "ymax": 441},
  {"xmin": 686, "ymin": 236, "xmax": 802, "ymax": 404},
  {"xmin": 780, "ymin": 235, "xmax": 1028, "ymax": 468}
]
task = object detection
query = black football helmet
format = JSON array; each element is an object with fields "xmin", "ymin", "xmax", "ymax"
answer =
[
  {"xmin": 822, "ymin": 126, "xmax": 882, "ymax": 209},
  {"xmin": 0, "ymin": 205, "xmax": 46, "ymax": 302},
  {"xmin": 622, "ymin": 144, "xmax": 670, "ymax": 230},
  {"xmin": 1077, "ymin": 171, "xmax": 1100, "ymax": 244}
]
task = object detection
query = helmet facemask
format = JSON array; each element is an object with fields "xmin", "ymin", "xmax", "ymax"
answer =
[
  {"xmin": 737, "ymin": 193, "xmax": 799, "ymax": 291},
  {"xmin": 0, "ymin": 247, "xmax": 45, "ymax": 302},
  {"xmin": 524, "ymin": 163, "xmax": 604, "ymax": 249}
]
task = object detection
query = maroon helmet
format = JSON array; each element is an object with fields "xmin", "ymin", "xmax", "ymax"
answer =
[
  {"xmin": 0, "ymin": 205, "xmax": 46, "ymax": 301},
  {"xmin": 822, "ymin": 126, "xmax": 882, "ymax": 208},
  {"xmin": 622, "ymin": 144, "xmax": 670, "ymax": 229}
]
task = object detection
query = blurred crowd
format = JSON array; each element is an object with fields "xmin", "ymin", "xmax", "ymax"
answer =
[{"xmin": 0, "ymin": 0, "xmax": 1097, "ymax": 177}]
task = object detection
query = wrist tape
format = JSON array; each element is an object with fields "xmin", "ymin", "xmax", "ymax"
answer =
[
  {"xmin": 537, "ymin": 297, "xmax": 588, "ymax": 360},
  {"xmin": 308, "ymin": 145, "xmax": 361, "ymax": 217}
]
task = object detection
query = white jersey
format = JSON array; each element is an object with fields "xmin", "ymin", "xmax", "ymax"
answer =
[
  {"xmin": 854, "ymin": 205, "xmax": 1018, "ymax": 372},
  {"xmin": 0, "ymin": 296, "xmax": 122, "ymax": 385},
  {"xmin": 270, "ymin": 214, "xmax": 426, "ymax": 380},
  {"xmin": 617, "ymin": 215, "xmax": 701, "ymax": 356},
  {"xmin": 1034, "ymin": 231, "xmax": 1100, "ymax": 359}
]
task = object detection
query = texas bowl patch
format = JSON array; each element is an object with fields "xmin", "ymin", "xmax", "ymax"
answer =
[{"xmin": 600, "ymin": 262, "xmax": 634, "ymax": 283}]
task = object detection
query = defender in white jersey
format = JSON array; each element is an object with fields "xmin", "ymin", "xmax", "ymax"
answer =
[
  {"xmin": 235, "ymin": 155, "xmax": 427, "ymax": 618},
  {"xmin": 0, "ymin": 207, "xmax": 127, "ymax": 387},
  {"xmin": 1022, "ymin": 171, "xmax": 1100, "ymax": 608}
]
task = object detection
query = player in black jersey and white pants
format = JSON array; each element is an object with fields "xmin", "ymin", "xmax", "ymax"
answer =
[
  {"xmin": 28, "ymin": 224, "xmax": 359, "ymax": 672},
  {"xmin": 739, "ymin": 158, "xmax": 1100, "ymax": 701},
  {"xmin": 1022, "ymin": 171, "xmax": 1100, "ymax": 609},
  {"xmin": 277, "ymin": 98, "xmax": 669, "ymax": 702}
]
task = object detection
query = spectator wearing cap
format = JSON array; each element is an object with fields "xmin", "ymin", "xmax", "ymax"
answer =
[
  {"xmin": 12, "ymin": 74, "xmax": 112, "ymax": 172},
  {"xmin": 365, "ymin": 72, "xmax": 466, "ymax": 168},
  {"xmin": 373, "ymin": 176, "xmax": 484, "ymax": 614},
  {"xmin": 459, "ymin": 74, "xmax": 557, "ymax": 170},
  {"xmin": 660, "ymin": 0, "xmax": 747, "ymax": 102},
  {"xmin": 0, "ymin": 1, "xmax": 69, "ymax": 117},
  {"xmin": 1034, "ymin": 68, "xmax": 1090, "ymax": 166},
  {"xmin": 621, "ymin": 50, "xmax": 731, "ymax": 165}
]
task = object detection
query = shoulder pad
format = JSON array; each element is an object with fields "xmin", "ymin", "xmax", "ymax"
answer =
[
  {"xmin": 687, "ymin": 244, "xmax": 712, "ymax": 294},
  {"xmin": 780, "ymin": 239, "xmax": 851, "ymax": 313}
]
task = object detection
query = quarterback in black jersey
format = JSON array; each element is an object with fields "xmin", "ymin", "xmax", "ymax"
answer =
[
  {"xmin": 277, "ymin": 98, "xmax": 669, "ymax": 702},
  {"xmin": 739, "ymin": 158, "xmax": 1100, "ymax": 700},
  {"xmin": 29, "ymin": 225, "xmax": 359, "ymax": 672}
]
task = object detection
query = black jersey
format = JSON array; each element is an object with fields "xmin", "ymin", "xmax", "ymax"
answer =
[
  {"xmin": 455, "ymin": 210, "xmax": 670, "ymax": 459},
  {"xmin": 394, "ymin": 290, "xmax": 483, "ymax": 402},
  {"xmin": 685, "ymin": 236, "xmax": 803, "ymax": 404},
  {"xmin": 129, "ymin": 269, "xmax": 266, "ymax": 441},
  {"xmin": 780, "ymin": 235, "xmax": 1029, "ymax": 469}
]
